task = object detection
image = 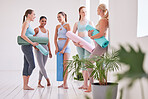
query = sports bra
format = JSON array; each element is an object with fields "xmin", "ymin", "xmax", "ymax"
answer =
[
  {"xmin": 57, "ymin": 23, "xmax": 67, "ymax": 38},
  {"xmin": 35, "ymin": 27, "xmax": 48, "ymax": 37},
  {"xmin": 25, "ymin": 24, "xmax": 35, "ymax": 37},
  {"xmin": 77, "ymin": 20, "xmax": 89, "ymax": 32}
]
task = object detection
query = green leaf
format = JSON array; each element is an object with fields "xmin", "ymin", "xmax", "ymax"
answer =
[{"xmin": 117, "ymin": 44, "xmax": 148, "ymax": 87}]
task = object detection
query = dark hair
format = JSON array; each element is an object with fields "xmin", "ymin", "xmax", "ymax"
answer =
[
  {"xmin": 40, "ymin": 16, "xmax": 47, "ymax": 21},
  {"xmin": 79, "ymin": 6, "xmax": 86, "ymax": 21},
  {"xmin": 23, "ymin": 9, "xmax": 34, "ymax": 23},
  {"xmin": 58, "ymin": 12, "xmax": 67, "ymax": 22}
]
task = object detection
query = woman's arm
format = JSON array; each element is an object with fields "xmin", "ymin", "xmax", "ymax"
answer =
[
  {"xmin": 21, "ymin": 22, "xmax": 38, "ymax": 46},
  {"xmin": 60, "ymin": 24, "xmax": 71, "ymax": 54},
  {"xmin": 33, "ymin": 28, "xmax": 39, "ymax": 36},
  {"xmin": 90, "ymin": 19, "xmax": 108, "ymax": 39},
  {"xmin": 54, "ymin": 25, "xmax": 59, "ymax": 54},
  {"xmin": 47, "ymin": 30, "xmax": 52, "ymax": 58},
  {"xmin": 73, "ymin": 22, "xmax": 78, "ymax": 34},
  {"xmin": 72, "ymin": 22, "xmax": 82, "ymax": 47}
]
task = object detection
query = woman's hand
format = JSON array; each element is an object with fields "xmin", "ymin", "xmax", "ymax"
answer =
[
  {"xmin": 73, "ymin": 41, "xmax": 83, "ymax": 48},
  {"xmin": 49, "ymin": 52, "xmax": 52, "ymax": 58},
  {"xmin": 88, "ymin": 30, "xmax": 94, "ymax": 37},
  {"xmin": 34, "ymin": 46, "xmax": 39, "ymax": 51},
  {"xmin": 60, "ymin": 49, "xmax": 65, "ymax": 54},
  {"xmin": 55, "ymin": 48, "xmax": 59, "ymax": 54},
  {"xmin": 32, "ymin": 42, "xmax": 39, "ymax": 46}
]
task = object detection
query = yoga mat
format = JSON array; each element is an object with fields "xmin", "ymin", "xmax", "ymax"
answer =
[
  {"xmin": 36, "ymin": 44, "xmax": 49, "ymax": 56},
  {"xmin": 17, "ymin": 36, "xmax": 48, "ymax": 45},
  {"xmin": 85, "ymin": 25, "xmax": 109, "ymax": 48},
  {"xmin": 66, "ymin": 31, "xmax": 95, "ymax": 53},
  {"xmin": 57, "ymin": 52, "xmax": 63, "ymax": 81}
]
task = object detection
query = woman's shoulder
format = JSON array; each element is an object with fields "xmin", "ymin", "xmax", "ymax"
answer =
[
  {"xmin": 99, "ymin": 18, "xmax": 108, "ymax": 24},
  {"xmin": 100, "ymin": 18, "xmax": 108, "ymax": 22},
  {"xmin": 34, "ymin": 27, "xmax": 39, "ymax": 30},
  {"xmin": 22, "ymin": 21, "xmax": 29, "ymax": 27},
  {"xmin": 56, "ymin": 24, "xmax": 61, "ymax": 29}
]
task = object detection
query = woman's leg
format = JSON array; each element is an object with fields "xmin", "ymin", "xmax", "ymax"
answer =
[
  {"xmin": 63, "ymin": 53, "xmax": 70, "ymax": 89},
  {"xmin": 35, "ymin": 49, "xmax": 49, "ymax": 88},
  {"xmin": 43, "ymin": 53, "xmax": 51, "ymax": 86},
  {"xmin": 85, "ymin": 43, "xmax": 107, "ymax": 92},
  {"xmin": 77, "ymin": 47, "xmax": 88, "ymax": 89},
  {"xmin": 21, "ymin": 45, "xmax": 35, "ymax": 90}
]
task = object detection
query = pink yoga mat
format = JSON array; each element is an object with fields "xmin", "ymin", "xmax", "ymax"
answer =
[{"xmin": 66, "ymin": 31, "xmax": 94, "ymax": 53}]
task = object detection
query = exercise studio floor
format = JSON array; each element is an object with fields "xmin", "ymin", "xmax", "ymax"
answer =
[{"xmin": 0, "ymin": 70, "xmax": 93, "ymax": 99}]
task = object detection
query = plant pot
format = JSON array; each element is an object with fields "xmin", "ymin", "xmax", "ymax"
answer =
[{"xmin": 92, "ymin": 82, "xmax": 118, "ymax": 99}]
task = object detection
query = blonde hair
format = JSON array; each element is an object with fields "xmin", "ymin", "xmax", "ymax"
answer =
[{"xmin": 98, "ymin": 4, "xmax": 109, "ymax": 19}]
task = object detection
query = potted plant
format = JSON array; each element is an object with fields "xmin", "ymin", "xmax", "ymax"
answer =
[
  {"xmin": 65, "ymin": 51, "xmax": 120, "ymax": 99},
  {"xmin": 66, "ymin": 54, "xmax": 84, "ymax": 81}
]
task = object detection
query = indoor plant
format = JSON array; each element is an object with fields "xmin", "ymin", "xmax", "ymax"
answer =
[
  {"xmin": 116, "ymin": 45, "xmax": 148, "ymax": 99},
  {"xmin": 65, "ymin": 51, "xmax": 120, "ymax": 99},
  {"xmin": 66, "ymin": 54, "xmax": 84, "ymax": 81}
]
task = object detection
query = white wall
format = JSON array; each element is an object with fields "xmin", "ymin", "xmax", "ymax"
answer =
[
  {"xmin": 0, "ymin": 0, "xmax": 82, "ymax": 71},
  {"xmin": 109, "ymin": 0, "xmax": 148, "ymax": 99}
]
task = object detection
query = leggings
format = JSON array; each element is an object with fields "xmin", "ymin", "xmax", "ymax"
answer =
[
  {"xmin": 76, "ymin": 37, "xmax": 91, "ymax": 70},
  {"xmin": 34, "ymin": 45, "xmax": 48, "ymax": 80},
  {"xmin": 88, "ymin": 41, "xmax": 108, "ymax": 83},
  {"xmin": 21, "ymin": 45, "xmax": 35, "ymax": 76}
]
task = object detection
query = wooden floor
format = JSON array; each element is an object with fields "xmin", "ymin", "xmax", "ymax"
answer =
[{"xmin": 0, "ymin": 70, "xmax": 93, "ymax": 99}]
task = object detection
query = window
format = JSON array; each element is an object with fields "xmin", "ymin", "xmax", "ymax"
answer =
[{"xmin": 137, "ymin": 0, "xmax": 148, "ymax": 37}]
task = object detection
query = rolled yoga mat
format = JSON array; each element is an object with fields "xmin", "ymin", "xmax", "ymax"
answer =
[
  {"xmin": 57, "ymin": 52, "xmax": 63, "ymax": 81},
  {"xmin": 17, "ymin": 36, "xmax": 49, "ymax": 56},
  {"xmin": 66, "ymin": 31, "xmax": 95, "ymax": 53},
  {"xmin": 36, "ymin": 44, "xmax": 49, "ymax": 56},
  {"xmin": 85, "ymin": 25, "xmax": 109, "ymax": 48},
  {"xmin": 17, "ymin": 36, "xmax": 49, "ymax": 45}
]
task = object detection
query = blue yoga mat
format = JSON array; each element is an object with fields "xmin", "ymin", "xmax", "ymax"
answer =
[
  {"xmin": 57, "ymin": 52, "xmax": 63, "ymax": 81},
  {"xmin": 36, "ymin": 44, "xmax": 49, "ymax": 56},
  {"xmin": 86, "ymin": 25, "xmax": 109, "ymax": 48}
]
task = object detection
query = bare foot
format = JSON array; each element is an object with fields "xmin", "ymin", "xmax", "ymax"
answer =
[
  {"xmin": 78, "ymin": 85, "xmax": 84, "ymax": 89},
  {"xmin": 84, "ymin": 87, "xmax": 91, "ymax": 92},
  {"xmin": 63, "ymin": 84, "xmax": 68, "ymax": 89},
  {"xmin": 79, "ymin": 86, "xmax": 88, "ymax": 90},
  {"xmin": 82, "ymin": 86, "xmax": 88, "ymax": 90},
  {"xmin": 23, "ymin": 86, "xmax": 34, "ymax": 90},
  {"xmin": 38, "ymin": 84, "xmax": 44, "ymax": 88},
  {"xmin": 58, "ymin": 84, "xmax": 63, "ymax": 88},
  {"xmin": 47, "ymin": 83, "xmax": 51, "ymax": 86},
  {"xmin": 46, "ymin": 78, "xmax": 51, "ymax": 86}
]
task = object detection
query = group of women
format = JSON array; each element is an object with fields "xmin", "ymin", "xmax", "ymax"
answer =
[{"xmin": 20, "ymin": 4, "xmax": 109, "ymax": 92}]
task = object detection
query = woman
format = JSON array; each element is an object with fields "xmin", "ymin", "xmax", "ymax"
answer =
[
  {"xmin": 34, "ymin": 16, "xmax": 52, "ymax": 88},
  {"xmin": 54, "ymin": 12, "xmax": 71, "ymax": 89},
  {"xmin": 73, "ymin": 6, "xmax": 94, "ymax": 90},
  {"xmin": 21, "ymin": 9, "xmax": 38, "ymax": 90},
  {"xmin": 86, "ymin": 4, "xmax": 109, "ymax": 92}
]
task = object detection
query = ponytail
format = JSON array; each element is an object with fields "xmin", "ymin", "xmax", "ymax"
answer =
[
  {"xmin": 23, "ymin": 15, "xmax": 26, "ymax": 23},
  {"xmin": 79, "ymin": 6, "xmax": 86, "ymax": 21},
  {"xmin": 65, "ymin": 13, "xmax": 67, "ymax": 22},
  {"xmin": 103, "ymin": 9, "xmax": 109, "ymax": 20},
  {"xmin": 22, "ymin": 9, "xmax": 34, "ymax": 23}
]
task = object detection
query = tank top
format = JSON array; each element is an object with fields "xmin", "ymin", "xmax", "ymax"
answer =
[
  {"xmin": 57, "ymin": 23, "xmax": 67, "ymax": 39},
  {"xmin": 35, "ymin": 27, "xmax": 48, "ymax": 37},
  {"xmin": 25, "ymin": 24, "xmax": 35, "ymax": 37},
  {"xmin": 77, "ymin": 20, "xmax": 89, "ymax": 32}
]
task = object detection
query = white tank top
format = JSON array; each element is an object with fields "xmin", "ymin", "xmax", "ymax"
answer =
[{"xmin": 36, "ymin": 27, "xmax": 48, "ymax": 37}]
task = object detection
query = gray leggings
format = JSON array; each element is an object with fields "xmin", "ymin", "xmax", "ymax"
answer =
[
  {"xmin": 34, "ymin": 45, "xmax": 48, "ymax": 80},
  {"xmin": 88, "ymin": 41, "xmax": 108, "ymax": 83}
]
